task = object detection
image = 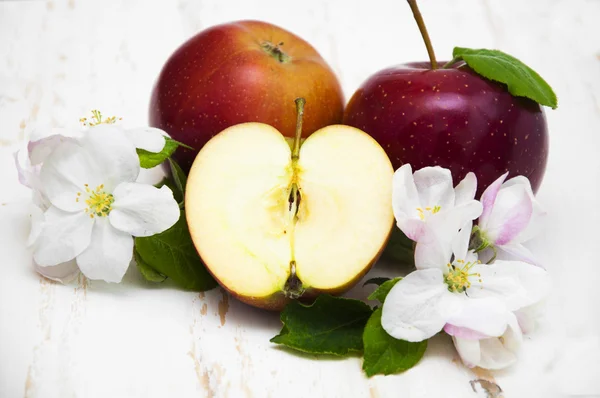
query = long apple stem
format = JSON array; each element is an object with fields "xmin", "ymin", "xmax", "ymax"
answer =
[
  {"xmin": 292, "ymin": 97, "xmax": 305, "ymax": 161},
  {"xmin": 407, "ymin": 0, "xmax": 438, "ymax": 70}
]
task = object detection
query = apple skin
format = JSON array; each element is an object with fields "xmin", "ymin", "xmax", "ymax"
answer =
[
  {"xmin": 343, "ymin": 62, "xmax": 549, "ymax": 195},
  {"xmin": 149, "ymin": 20, "xmax": 344, "ymax": 171}
]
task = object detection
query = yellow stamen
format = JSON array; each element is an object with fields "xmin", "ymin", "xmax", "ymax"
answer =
[
  {"xmin": 444, "ymin": 260, "xmax": 482, "ymax": 293},
  {"xmin": 416, "ymin": 205, "xmax": 442, "ymax": 221},
  {"xmin": 81, "ymin": 184, "xmax": 114, "ymax": 217},
  {"xmin": 80, "ymin": 110, "xmax": 121, "ymax": 127}
]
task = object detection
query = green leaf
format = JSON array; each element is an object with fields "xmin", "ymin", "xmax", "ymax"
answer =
[
  {"xmin": 153, "ymin": 158, "xmax": 187, "ymax": 204},
  {"xmin": 363, "ymin": 277, "xmax": 390, "ymax": 287},
  {"xmin": 134, "ymin": 250, "xmax": 167, "ymax": 283},
  {"xmin": 134, "ymin": 210, "xmax": 217, "ymax": 291},
  {"xmin": 270, "ymin": 295, "xmax": 373, "ymax": 356},
  {"xmin": 168, "ymin": 158, "xmax": 187, "ymax": 205},
  {"xmin": 368, "ymin": 278, "xmax": 402, "ymax": 303},
  {"xmin": 383, "ymin": 229, "xmax": 415, "ymax": 266},
  {"xmin": 452, "ymin": 47, "xmax": 558, "ymax": 109},
  {"xmin": 137, "ymin": 137, "xmax": 191, "ymax": 169},
  {"xmin": 362, "ymin": 309, "xmax": 427, "ymax": 377}
]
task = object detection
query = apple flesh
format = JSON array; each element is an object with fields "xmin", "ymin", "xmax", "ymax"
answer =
[
  {"xmin": 343, "ymin": 62, "xmax": 549, "ymax": 195},
  {"xmin": 149, "ymin": 20, "xmax": 344, "ymax": 172},
  {"xmin": 185, "ymin": 122, "xmax": 394, "ymax": 310}
]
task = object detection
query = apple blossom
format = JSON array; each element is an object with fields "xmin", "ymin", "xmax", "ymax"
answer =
[
  {"xmin": 14, "ymin": 113, "xmax": 174, "ymax": 283},
  {"xmin": 392, "ymin": 164, "xmax": 482, "ymax": 242},
  {"xmin": 20, "ymin": 125, "xmax": 179, "ymax": 283},
  {"xmin": 472, "ymin": 172, "xmax": 545, "ymax": 264},
  {"xmin": 447, "ymin": 313, "xmax": 523, "ymax": 370},
  {"xmin": 381, "ymin": 221, "xmax": 550, "ymax": 343}
]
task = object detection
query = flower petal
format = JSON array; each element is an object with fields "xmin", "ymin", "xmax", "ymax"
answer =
[
  {"xmin": 28, "ymin": 128, "xmax": 82, "ymax": 165},
  {"xmin": 515, "ymin": 302, "xmax": 544, "ymax": 334},
  {"xmin": 29, "ymin": 127, "xmax": 82, "ymax": 144},
  {"xmin": 414, "ymin": 230, "xmax": 452, "ymax": 272},
  {"xmin": 136, "ymin": 162, "xmax": 169, "ymax": 186},
  {"xmin": 477, "ymin": 313, "xmax": 522, "ymax": 370},
  {"xmin": 445, "ymin": 324, "xmax": 489, "ymax": 340},
  {"xmin": 109, "ymin": 183, "xmax": 180, "ymax": 237},
  {"xmin": 415, "ymin": 202, "xmax": 482, "ymax": 270},
  {"xmin": 501, "ymin": 313, "xmax": 523, "ymax": 353},
  {"xmin": 15, "ymin": 148, "xmax": 51, "ymax": 209},
  {"xmin": 452, "ymin": 336, "xmax": 481, "ymax": 368},
  {"xmin": 33, "ymin": 206, "xmax": 94, "ymax": 266},
  {"xmin": 35, "ymin": 259, "xmax": 80, "ymax": 284},
  {"xmin": 446, "ymin": 296, "xmax": 510, "ymax": 337},
  {"xmin": 454, "ymin": 172, "xmax": 477, "ymax": 206},
  {"xmin": 452, "ymin": 221, "xmax": 473, "ymax": 262},
  {"xmin": 79, "ymin": 125, "xmax": 140, "ymax": 191},
  {"xmin": 397, "ymin": 218, "xmax": 426, "ymax": 243},
  {"xmin": 392, "ymin": 164, "xmax": 424, "ymax": 240},
  {"xmin": 486, "ymin": 184, "xmax": 534, "ymax": 245},
  {"xmin": 502, "ymin": 176, "xmax": 546, "ymax": 243},
  {"xmin": 432, "ymin": 201, "xmax": 483, "ymax": 240},
  {"xmin": 381, "ymin": 268, "xmax": 451, "ymax": 342},
  {"xmin": 14, "ymin": 148, "xmax": 37, "ymax": 189},
  {"xmin": 41, "ymin": 140, "xmax": 100, "ymax": 212},
  {"xmin": 499, "ymin": 243, "xmax": 540, "ymax": 266},
  {"xmin": 467, "ymin": 260, "xmax": 550, "ymax": 311},
  {"xmin": 27, "ymin": 204, "xmax": 45, "ymax": 247},
  {"xmin": 413, "ymin": 166, "xmax": 455, "ymax": 211},
  {"xmin": 477, "ymin": 338, "xmax": 516, "ymax": 369},
  {"xmin": 124, "ymin": 127, "xmax": 168, "ymax": 152},
  {"xmin": 76, "ymin": 217, "xmax": 133, "ymax": 283},
  {"xmin": 478, "ymin": 172, "xmax": 508, "ymax": 230}
]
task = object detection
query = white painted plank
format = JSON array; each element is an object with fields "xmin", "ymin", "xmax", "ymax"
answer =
[{"xmin": 0, "ymin": 0, "xmax": 599, "ymax": 397}]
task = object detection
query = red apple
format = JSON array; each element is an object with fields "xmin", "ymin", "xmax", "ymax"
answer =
[
  {"xmin": 344, "ymin": 0, "xmax": 549, "ymax": 195},
  {"xmin": 149, "ymin": 20, "xmax": 344, "ymax": 171},
  {"xmin": 344, "ymin": 61, "xmax": 548, "ymax": 195}
]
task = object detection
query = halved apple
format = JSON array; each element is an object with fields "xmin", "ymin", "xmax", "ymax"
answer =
[{"xmin": 186, "ymin": 100, "xmax": 394, "ymax": 310}]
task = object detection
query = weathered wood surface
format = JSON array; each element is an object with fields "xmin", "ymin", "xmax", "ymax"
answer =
[{"xmin": 1, "ymin": 0, "xmax": 599, "ymax": 396}]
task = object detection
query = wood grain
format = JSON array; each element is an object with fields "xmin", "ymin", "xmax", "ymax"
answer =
[{"xmin": 0, "ymin": 0, "xmax": 599, "ymax": 397}]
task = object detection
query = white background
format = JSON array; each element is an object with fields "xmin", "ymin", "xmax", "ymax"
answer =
[{"xmin": 1, "ymin": 0, "xmax": 599, "ymax": 397}]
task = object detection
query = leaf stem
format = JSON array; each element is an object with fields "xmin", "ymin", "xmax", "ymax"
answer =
[
  {"xmin": 442, "ymin": 56, "xmax": 462, "ymax": 69},
  {"xmin": 406, "ymin": 0, "xmax": 438, "ymax": 70}
]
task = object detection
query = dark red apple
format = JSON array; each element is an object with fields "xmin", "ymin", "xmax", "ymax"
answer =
[
  {"xmin": 344, "ymin": 61, "xmax": 548, "ymax": 195},
  {"xmin": 150, "ymin": 20, "xmax": 344, "ymax": 171},
  {"xmin": 344, "ymin": 0, "xmax": 549, "ymax": 195}
]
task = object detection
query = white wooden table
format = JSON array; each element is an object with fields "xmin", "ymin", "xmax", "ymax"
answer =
[{"xmin": 1, "ymin": 1, "xmax": 599, "ymax": 397}]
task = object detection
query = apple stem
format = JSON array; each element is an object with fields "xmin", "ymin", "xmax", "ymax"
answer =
[
  {"xmin": 407, "ymin": 0, "xmax": 438, "ymax": 70},
  {"xmin": 292, "ymin": 97, "xmax": 305, "ymax": 161},
  {"xmin": 261, "ymin": 41, "xmax": 291, "ymax": 63}
]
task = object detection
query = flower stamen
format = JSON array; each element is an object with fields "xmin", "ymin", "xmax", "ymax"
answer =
[
  {"xmin": 416, "ymin": 205, "xmax": 442, "ymax": 220},
  {"xmin": 445, "ymin": 259, "xmax": 482, "ymax": 293},
  {"xmin": 80, "ymin": 183, "xmax": 114, "ymax": 217},
  {"xmin": 80, "ymin": 110, "xmax": 122, "ymax": 127}
]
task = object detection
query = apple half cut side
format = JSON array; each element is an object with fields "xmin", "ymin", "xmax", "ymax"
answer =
[{"xmin": 186, "ymin": 114, "xmax": 393, "ymax": 310}]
